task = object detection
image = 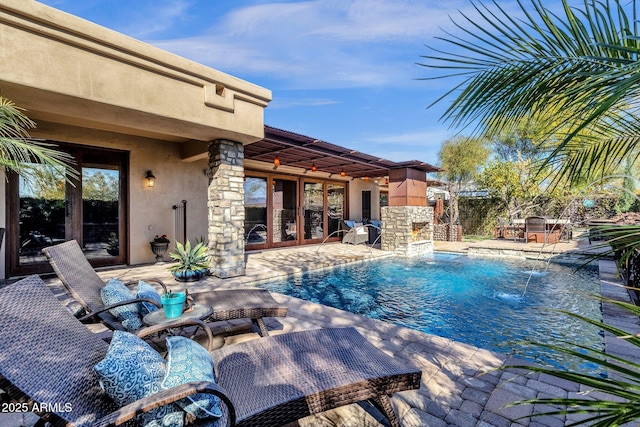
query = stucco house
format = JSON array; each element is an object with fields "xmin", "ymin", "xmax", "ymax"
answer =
[{"xmin": 0, "ymin": 0, "xmax": 439, "ymax": 280}]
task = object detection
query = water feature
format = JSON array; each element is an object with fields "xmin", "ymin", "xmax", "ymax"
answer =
[{"xmin": 258, "ymin": 253, "xmax": 604, "ymax": 374}]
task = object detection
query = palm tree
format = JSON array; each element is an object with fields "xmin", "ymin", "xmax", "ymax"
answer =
[
  {"xmin": 419, "ymin": 0, "xmax": 640, "ymax": 186},
  {"xmin": 420, "ymin": 0, "xmax": 640, "ymax": 424},
  {"xmin": 0, "ymin": 96, "xmax": 77, "ymax": 183}
]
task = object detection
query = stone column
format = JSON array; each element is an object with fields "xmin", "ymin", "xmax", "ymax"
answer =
[{"xmin": 207, "ymin": 140, "xmax": 245, "ymax": 278}]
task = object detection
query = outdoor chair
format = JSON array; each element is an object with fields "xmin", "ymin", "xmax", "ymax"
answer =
[
  {"xmin": 0, "ymin": 275, "xmax": 422, "ymax": 427},
  {"xmin": 525, "ymin": 216, "xmax": 559, "ymax": 244},
  {"xmin": 339, "ymin": 219, "xmax": 368, "ymax": 245},
  {"xmin": 42, "ymin": 240, "xmax": 287, "ymax": 337}
]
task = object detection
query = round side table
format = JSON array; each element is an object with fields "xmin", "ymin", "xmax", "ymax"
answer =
[{"xmin": 143, "ymin": 303, "xmax": 213, "ymax": 326}]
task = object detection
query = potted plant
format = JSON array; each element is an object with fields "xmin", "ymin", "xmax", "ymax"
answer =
[
  {"xmin": 160, "ymin": 290, "xmax": 186, "ymax": 318},
  {"xmin": 167, "ymin": 240, "xmax": 210, "ymax": 282},
  {"xmin": 106, "ymin": 232, "xmax": 119, "ymax": 256},
  {"xmin": 149, "ymin": 234, "xmax": 170, "ymax": 263}
]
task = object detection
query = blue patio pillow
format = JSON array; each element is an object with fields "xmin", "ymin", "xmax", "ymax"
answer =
[
  {"xmin": 345, "ymin": 220, "xmax": 355, "ymax": 228},
  {"xmin": 161, "ymin": 336, "xmax": 222, "ymax": 419},
  {"xmin": 136, "ymin": 280, "xmax": 162, "ymax": 316},
  {"xmin": 94, "ymin": 331, "xmax": 184, "ymax": 427},
  {"xmin": 100, "ymin": 278, "xmax": 142, "ymax": 331}
]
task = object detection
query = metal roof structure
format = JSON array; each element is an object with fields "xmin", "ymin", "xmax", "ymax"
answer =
[{"xmin": 243, "ymin": 125, "xmax": 441, "ymax": 178}]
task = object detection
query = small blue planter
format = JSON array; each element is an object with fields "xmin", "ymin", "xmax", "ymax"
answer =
[{"xmin": 161, "ymin": 292, "xmax": 186, "ymax": 318}]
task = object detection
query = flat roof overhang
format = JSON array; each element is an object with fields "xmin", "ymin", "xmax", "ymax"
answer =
[
  {"xmin": 245, "ymin": 126, "xmax": 441, "ymax": 179},
  {"xmin": 0, "ymin": 0, "xmax": 271, "ymax": 153}
]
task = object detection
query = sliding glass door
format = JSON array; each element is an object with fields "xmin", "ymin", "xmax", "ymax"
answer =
[
  {"xmin": 244, "ymin": 176, "xmax": 268, "ymax": 249},
  {"xmin": 302, "ymin": 181, "xmax": 325, "ymax": 244},
  {"xmin": 244, "ymin": 172, "xmax": 347, "ymax": 250},
  {"xmin": 272, "ymin": 178, "xmax": 298, "ymax": 247}
]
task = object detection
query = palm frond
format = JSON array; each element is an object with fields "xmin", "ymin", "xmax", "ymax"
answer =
[
  {"xmin": 419, "ymin": 0, "xmax": 640, "ymax": 183},
  {"xmin": 0, "ymin": 97, "xmax": 78, "ymax": 183},
  {"xmin": 502, "ymin": 301, "xmax": 640, "ymax": 425}
]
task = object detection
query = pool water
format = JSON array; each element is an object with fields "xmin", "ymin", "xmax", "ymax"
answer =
[{"xmin": 258, "ymin": 253, "xmax": 604, "ymax": 374}]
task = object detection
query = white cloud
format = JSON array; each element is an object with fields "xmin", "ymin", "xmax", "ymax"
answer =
[
  {"xmin": 122, "ymin": 0, "xmax": 194, "ymax": 39},
  {"xmin": 148, "ymin": 0, "xmax": 498, "ymax": 90}
]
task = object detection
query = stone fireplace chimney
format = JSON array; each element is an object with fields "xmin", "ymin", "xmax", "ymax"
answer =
[{"xmin": 381, "ymin": 168, "xmax": 434, "ymax": 256}]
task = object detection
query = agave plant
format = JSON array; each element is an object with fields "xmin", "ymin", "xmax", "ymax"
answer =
[{"xmin": 167, "ymin": 240, "xmax": 211, "ymax": 274}]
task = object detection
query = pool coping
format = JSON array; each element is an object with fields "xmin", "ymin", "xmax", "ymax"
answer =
[{"xmin": 4, "ymin": 242, "xmax": 639, "ymax": 426}]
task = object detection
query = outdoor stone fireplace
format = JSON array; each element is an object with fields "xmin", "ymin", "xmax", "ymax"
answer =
[
  {"xmin": 380, "ymin": 167, "xmax": 434, "ymax": 256},
  {"xmin": 381, "ymin": 206, "xmax": 434, "ymax": 256}
]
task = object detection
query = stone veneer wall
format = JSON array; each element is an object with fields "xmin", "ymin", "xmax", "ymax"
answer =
[
  {"xmin": 207, "ymin": 140, "xmax": 245, "ymax": 278},
  {"xmin": 381, "ymin": 206, "xmax": 434, "ymax": 256}
]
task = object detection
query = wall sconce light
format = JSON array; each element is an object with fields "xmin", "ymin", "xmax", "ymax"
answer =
[
  {"xmin": 145, "ymin": 170, "xmax": 156, "ymax": 188},
  {"xmin": 273, "ymin": 155, "xmax": 280, "ymax": 168},
  {"xmin": 340, "ymin": 169, "xmax": 346, "ymax": 177},
  {"xmin": 311, "ymin": 163, "xmax": 317, "ymax": 172},
  {"xmin": 363, "ymin": 176, "xmax": 369, "ymax": 181}
]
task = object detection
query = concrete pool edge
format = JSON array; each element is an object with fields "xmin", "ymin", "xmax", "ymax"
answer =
[{"xmin": 6, "ymin": 244, "xmax": 638, "ymax": 427}]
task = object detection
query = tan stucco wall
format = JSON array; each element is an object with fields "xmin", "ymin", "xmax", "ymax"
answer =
[
  {"xmin": 0, "ymin": 0, "xmax": 271, "ymax": 151},
  {"xmin": 0, "ymin": 0, "xmax": 271, "ymax": 277},
  {"xmin": 349, "ymin": 179, "xmax": 382, "ymax": 222}
]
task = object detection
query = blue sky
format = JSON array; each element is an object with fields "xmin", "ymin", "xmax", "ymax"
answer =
[{"xmin": 37, "ymin": 0, "xmax": 557, "ymax": 166}]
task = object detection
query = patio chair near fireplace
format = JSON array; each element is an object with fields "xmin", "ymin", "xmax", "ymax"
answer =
[{"xmin": 340, "ymin": 219, "xmax": 369, "ymax": 245}]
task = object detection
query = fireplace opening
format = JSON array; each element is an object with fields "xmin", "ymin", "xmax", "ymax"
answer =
[{"xmin": 412, "ymin": 222, "xmax": 430, "ymax": 242}]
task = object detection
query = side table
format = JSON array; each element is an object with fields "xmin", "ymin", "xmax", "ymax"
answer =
[{"xmin": 143, "ymin": 303, "xmax": 213, "ymax": 326}]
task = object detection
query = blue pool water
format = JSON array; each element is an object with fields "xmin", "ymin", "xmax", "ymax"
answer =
[{"xmin": 258, "ymin": 253, "xmax": 604, "ymax": 373}]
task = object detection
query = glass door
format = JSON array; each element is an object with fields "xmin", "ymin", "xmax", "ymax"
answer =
[
  {"xmin": 15, "ymin": 164, "xmax": 67, "ymax": 269},
  {"xmin": 244, "ymin": 176, "xmax": 268, "ymax": 250},
  {"xmin": 272, "ymin": 178, "xmax": 298, "ymax": 247},
  {"xmin": 8, "ymin": 144, "xmax": 127, "ymax": 276},
  {"xmin": 327, "ymin": 183, "xmax": 345, "ymax": 241},
  {"xmin": 302, "ymin": 181, "xmax": 325, "ymax": 243},
  {"xmin": 81, "ymin": 163, "xmax": 122, "ymax": 262}
]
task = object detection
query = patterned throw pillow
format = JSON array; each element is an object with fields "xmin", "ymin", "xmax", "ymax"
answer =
[
  {"xmin": 100, "ymin": 278, "xmax": 142, "ymax": 331},
  {"xmin": 94, "ymin": 331, "xmax": 184, "ymax": 427},
  {"xmin": 136, "ymin": 280, "xmax": 162, "ymax": 315},
  {"xmin": 161, "ymin": 336, "xmax": 222, "ymax": 419}
]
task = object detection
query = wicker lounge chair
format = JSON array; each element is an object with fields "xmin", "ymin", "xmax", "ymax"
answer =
[
  {"xmin": 42, "ymin": 240, "xmax": 287, "ymax": 337},
  {"xmin": 0, "ymin": 275, "xmax": 422, "ymax": 427}
]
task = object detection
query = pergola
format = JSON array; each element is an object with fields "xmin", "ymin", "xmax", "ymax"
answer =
[{"xmin": 244, "ymin": 126, "xmax": 441, "ymax": 179}]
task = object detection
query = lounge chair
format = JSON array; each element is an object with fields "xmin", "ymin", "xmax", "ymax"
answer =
[
  {"xmin": 340, "ymin": 220, "xmax": 369, "ymax": 245},
  {"xmin": 0, "ymin": 275, "xmax": 422, "ymax": 427},
  {"xmin": 42, "ymin": 240, "xmax": 287, "ymax": 337}
]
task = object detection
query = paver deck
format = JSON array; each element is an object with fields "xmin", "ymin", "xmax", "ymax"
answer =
[{"xmin": 2, "ymin": 240, "xmax": 638, "ymax": 426}]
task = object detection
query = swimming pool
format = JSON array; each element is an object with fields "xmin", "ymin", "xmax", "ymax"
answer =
[{"xmin": 258, "ymin": 253, "xmax": 604, "ymax": 373}]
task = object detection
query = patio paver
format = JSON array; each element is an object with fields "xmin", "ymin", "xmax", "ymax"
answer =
[{"xmin": 1, "ymin": 240, "xmax": 637, "ymax": 426}]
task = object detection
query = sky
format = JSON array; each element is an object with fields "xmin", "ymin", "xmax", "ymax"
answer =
[{"xmin": 36, "ymin": 0, "xmax": 560, "ymax": 166}]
